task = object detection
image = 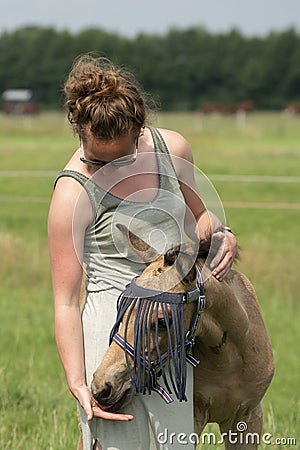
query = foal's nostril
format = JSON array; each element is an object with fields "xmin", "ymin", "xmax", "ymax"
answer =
[{"xmin": 96, "ymin": 383, "xmax": 112, "ymax": 403}]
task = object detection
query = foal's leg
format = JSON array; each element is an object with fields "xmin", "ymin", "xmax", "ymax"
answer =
[
  {"xmin": 219, "ymin": 403, "xmax": 263, "ymax": 450},
  {"xmin": 93, "ymin": 441, "xmax": 101, "ymax": 450},
  {"xmin": 76, "ymin": 433, "xmax": 83, "ymax": 450},
  {"xmin": 194, "ymin": 403, "xmax": 209, "ymax": 437},
  {"xmin": 77, "ymin": 435, "xmax": 101, "ymax": 450},
  {"xmin": 76, "ymin": 407, "xmax": 83, "ymax": 450},
  {"xmin": 76, "ymin": 423, "xmax": 101, "ymax": 450}
]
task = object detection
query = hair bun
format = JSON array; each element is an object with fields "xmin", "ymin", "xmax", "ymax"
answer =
[
  {"xmin": 74, "ymin": 59, "xmax": 122, "ymax": 101},
  {"xmin": 95, "ymin": 71, "xmax": 121, "ymax": 99},
  {"xmin": 64, "ymin": 54, "xmax": 149, "ymax": 140}
]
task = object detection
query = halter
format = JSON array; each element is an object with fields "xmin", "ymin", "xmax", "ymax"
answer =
[{"xmin": 109, "ymin": 267, "xmax": 205, "ymax": 404}]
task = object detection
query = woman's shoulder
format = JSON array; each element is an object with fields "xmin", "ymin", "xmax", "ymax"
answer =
[
  {"xmin": 51, "ymin": 148, "xmax": 92, "ymax": 215},
  {"xmin": 49, "ymin": 172, "xmax": 93, "ymax": 233},
  {"xmin": 55, "ymin": 147, "xmax": 94, "ymax": 187},
  {"xmin": 156, "ymin": 127, "xmax": 193, "ymax": 163},
  {"xmin": 63, "ymin": 147, "xmax": 88, "ymax": 173}
]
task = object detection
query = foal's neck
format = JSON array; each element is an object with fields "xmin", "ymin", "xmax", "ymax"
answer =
[{"xmin": 197, "ymin": 267, "xmax": 250, "ymax": 365}]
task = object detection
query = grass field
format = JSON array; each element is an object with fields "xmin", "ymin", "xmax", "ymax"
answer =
[{"xmin": 0, "ymin": 111, "xmax": 299, "ymax": 449}]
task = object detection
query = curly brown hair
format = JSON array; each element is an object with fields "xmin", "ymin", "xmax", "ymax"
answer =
[{"xmin": 64, "ymin": 54, "xmax": 150, "ymax": 141}]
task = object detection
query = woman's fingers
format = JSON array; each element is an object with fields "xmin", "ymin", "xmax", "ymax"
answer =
[
  {"xmin": 92, "ymin": 405, "xmax": 134, "ymax": 421},
  {"xmin": 211, "ymin": 231, "xmax": 237, "ymax": 281}
]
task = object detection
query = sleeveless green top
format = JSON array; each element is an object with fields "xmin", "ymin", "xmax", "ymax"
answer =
[{"xmin": 55, "ymin": 127, "xmax": 186, "ymax": 293}]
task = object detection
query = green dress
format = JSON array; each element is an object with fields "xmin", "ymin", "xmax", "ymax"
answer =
[{"xmin": 55, "ymin": 127, "xmax": 195, "ymax": 449}]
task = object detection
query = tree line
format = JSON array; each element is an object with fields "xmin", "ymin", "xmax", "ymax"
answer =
[{"xmin": 0, "ymin": 25, "xmax": 300, "ymax": 110}]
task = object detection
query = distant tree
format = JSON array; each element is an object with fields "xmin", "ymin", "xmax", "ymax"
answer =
[
  {"xmin": 1, "ymin": 25, "xmax": 300, "ymax": 110},
  {"xmin": 258, "ymin": 28, "xmax": 300, "ymax": 108}
]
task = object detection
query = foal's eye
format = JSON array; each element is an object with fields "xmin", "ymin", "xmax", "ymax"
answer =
[{"xmin": 157, "ymin": 318, "xmax": 172, "ymax": 329}]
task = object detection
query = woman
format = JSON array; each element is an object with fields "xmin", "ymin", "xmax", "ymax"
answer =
[{"xmin": 48, "ymin": 54, "xmax": 237, "ymax": 450}]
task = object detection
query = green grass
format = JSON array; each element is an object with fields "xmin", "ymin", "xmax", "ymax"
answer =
[{"xmin": 0, "ymin": 111, "xmax": 299, "ymax": 449}]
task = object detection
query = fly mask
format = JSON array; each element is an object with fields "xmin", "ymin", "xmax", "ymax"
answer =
[{"xmin": 109, "ymin": 267, "xmax": 205, "ymax": 404}]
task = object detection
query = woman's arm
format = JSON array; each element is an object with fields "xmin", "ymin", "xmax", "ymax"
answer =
[
  {"xmin": 48, "ymin": 177, "xmax": 133, "ymax": 421},
  {"xmin": 159, "ymin": 129, "xmax": 238, "ymax": 280}
]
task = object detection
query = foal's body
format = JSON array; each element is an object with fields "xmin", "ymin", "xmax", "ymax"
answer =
[
  {"xmin": 89, "ymin": 229, "xmax": 274, "ymax": 449},
  {"xmin": 192, "ymin": 266, "xmax": 274, "ymax": 447}
]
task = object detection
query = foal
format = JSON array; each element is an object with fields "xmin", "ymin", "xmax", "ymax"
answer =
[{"xmin": 89, "ymin": 226, "xmax": 274, "ymax": 449}]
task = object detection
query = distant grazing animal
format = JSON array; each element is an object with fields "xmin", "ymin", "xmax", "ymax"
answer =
[
  {"xmin": 79, "ymin": 225, "xmax": 274, "ymax": 449},
  {"xmin": 200, "ymin": 100, "xmax": 254, "ymax": 115},
  {"xmin": 2, "ymin": 101, "xmax": 39, "ymax": 115},
  {"xmin": 284, "ymin": 101, "xmax": 300, "ymax": 114}
]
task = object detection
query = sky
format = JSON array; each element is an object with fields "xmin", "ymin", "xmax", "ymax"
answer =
[{"xmin": 1, "ymin": 0, "xmax": 300, "ymax": 37}]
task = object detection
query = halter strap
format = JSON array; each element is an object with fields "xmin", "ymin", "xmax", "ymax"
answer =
[
  {"xmin": 111, "ymin": 266, "xmax": 205, "ymax": 404},
  {"xmin": 113, "ymin": 332, "xmax": 200, "ymax": 403},
  {"xmin": 120, "ymin": 277, "xmax": 201, "ymax": 304},
  {"xmin": 185, "ymin": 267, "xmax": 206, "ymax": 347}
]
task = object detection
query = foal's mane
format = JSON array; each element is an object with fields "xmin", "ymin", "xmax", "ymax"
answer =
[{"xmin": 164, "ymin": 227, "xmax": 238, "ymax": 268}]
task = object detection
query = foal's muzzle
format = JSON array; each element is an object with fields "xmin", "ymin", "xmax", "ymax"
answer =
[{"xmin": 91, "ymin": 363, "xmax": 133, "ymax": 411}]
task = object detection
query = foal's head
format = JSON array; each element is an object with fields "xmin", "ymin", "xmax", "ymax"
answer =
[{"xmin": 91, "ymin": 225, "xmax": 209, "ymax": 411}]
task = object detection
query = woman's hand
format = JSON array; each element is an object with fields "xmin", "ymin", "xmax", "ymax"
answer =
[
  {"xmin": 72, "ymin": 384, "xmax": 134, "ymax": 422},
  {"xmin": 211, "ymin": 230, "xmax": 238, "ymax": 281}
]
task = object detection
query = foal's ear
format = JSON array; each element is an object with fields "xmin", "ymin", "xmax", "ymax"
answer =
[
  {"xmin": 164, "ymin": 246, "xmax": 180, "ymax": 266},
  {"xmin": 116, "ymin": 223, "xmax": 160, "ymax": 264}
]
